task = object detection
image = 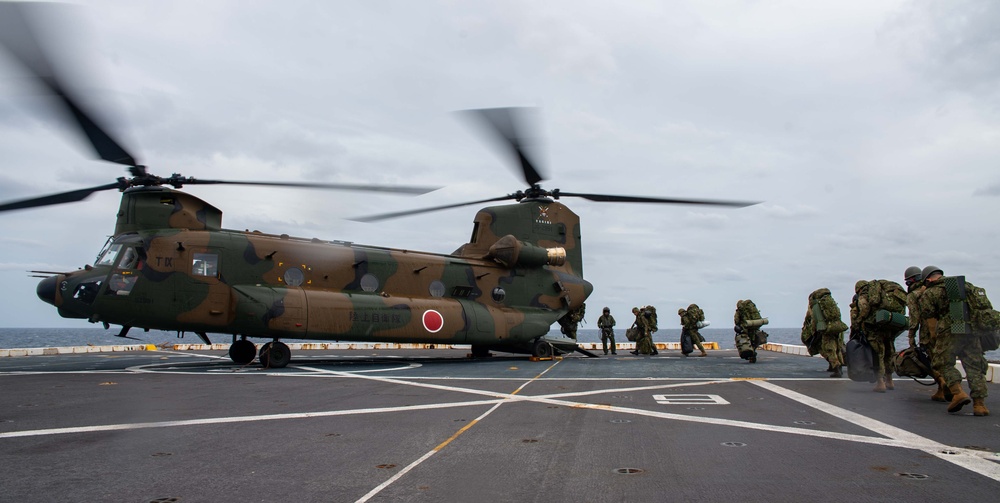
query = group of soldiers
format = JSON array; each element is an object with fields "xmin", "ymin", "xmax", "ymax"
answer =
[
  {"xmin": 802, "ymin": 265, "xmax": 990, "ymax": 417},
  {"xmin": 595, "ymin": 302, "xmax": 766, "ymax": 360}
]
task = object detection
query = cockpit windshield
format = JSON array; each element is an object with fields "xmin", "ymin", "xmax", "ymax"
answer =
[{"xmin": 95, "ymin": 243, "xmax": 123, "ymax": 267}]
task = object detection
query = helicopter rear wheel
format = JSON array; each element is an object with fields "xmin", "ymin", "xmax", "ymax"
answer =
[
  {"xmin": 229, "ymin": 339, "xmax": 256, "ymax": 365},
  {"xmin": 259, "ymin": 341, "xmax": 291, "ymax": 368},
  {"xmin": 532, "ymin": 340, "xmax": 553, "ymax": 359}
]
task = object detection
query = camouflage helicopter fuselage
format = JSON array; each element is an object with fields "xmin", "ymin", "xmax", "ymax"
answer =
[{"xmin": 37, "ymin": 187, "xmax": 593, "ymax": 360}]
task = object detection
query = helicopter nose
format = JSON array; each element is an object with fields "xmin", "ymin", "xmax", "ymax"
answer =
[{"xmin": 36, "ymin": 275, "xmax": 59, "ymax": 306}]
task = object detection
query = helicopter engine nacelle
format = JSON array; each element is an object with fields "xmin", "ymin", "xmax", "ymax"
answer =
[{"xmin": 487, "ymin": 235, "xmax": 566, "ymax": 269}]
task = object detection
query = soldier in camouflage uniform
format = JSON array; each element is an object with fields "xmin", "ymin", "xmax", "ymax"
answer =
[
  {"xmin": 918, "ymin": 266, "xmax": 989, "ymax": 416},
  {"xmin": 802, "ymin": 288, "xmax": 847, "ymax": 377},
  {"xmin": 558, "ymin": 303, "xmax": 586, "ymax": 340},
  {"xmin": 904, "ymin": 266, "xmax": 952, "ymax": 402},
  {"xmin": 680, "ymin": 304, "xmax": 708, "ymax": 357},
  {"xmin": 734, "ymin": 299, "xmax": 766, "ymax": 363},
  {"xmin": 597, "ymin": 307, "xmax": 617, "ymax": 355},
  {"xmin": 851, "ymin": 280, "xmax": 902, "ymax": 392},
  {"xmin": 631, "ymin": 306, "xmax": 656, "ymax": 355}
]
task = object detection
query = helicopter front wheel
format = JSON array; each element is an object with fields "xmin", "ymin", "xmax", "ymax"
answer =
[
  {"xmin": 229, "ymin": 338, "xmax": 256, "ymax": 365},
  {"xmin": 532, "ymin": 340, "xmax": 553, "ymax": 359},
  {"xmin": 259, "ymin": 341, "xmax": 292, "ymax": 368}
]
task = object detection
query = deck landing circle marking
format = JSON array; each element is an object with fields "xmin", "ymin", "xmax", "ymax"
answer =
[{"xmin": 422, "ymin": 310, "xmax": 444, "ymax": 333}]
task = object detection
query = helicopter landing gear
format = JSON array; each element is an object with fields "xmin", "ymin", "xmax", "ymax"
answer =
[
  {"xmin": 532, "ymin": 340, "xmax": 553, "ymax": 359},
  {"xmin": 259, "ymin": 340, "xmax": 291, "ymax": 368},
  {"xmin": 229, "ymin": 337, "xmax": 256, "ymax": 365},
  {"xmin": 470, "ymin": 345, "xmax": 492, "ymax": 358}
]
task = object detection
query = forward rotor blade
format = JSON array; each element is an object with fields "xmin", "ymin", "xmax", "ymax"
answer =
[
  {"xmin": 0, "ymin": 182, "xmax": 121, "ymax": 213},
  {"xmin": 460, "ymin": 107, "xmax": 546, "ymax": 186},
  {"xmin": 184, "ymin": 179, "xmax": 440, "ymax": 195},
  {"xmin": 350, "ymin": 195, "xmax": 517, "ymax": 222},
  {"xmin": 557, "ymin": 191, "xmax": 760, "ymax": 208},
  {"xmin": 0, "ymin": 3, "xmax": 137, "ymax": 166}
]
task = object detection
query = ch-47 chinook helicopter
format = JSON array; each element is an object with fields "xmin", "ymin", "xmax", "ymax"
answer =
[{"xmin": 1, "ymin": 3, "xmax": 757, "ymax": 368}]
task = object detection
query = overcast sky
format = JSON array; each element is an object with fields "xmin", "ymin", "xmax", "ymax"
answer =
[{"xmin": 1, "ymin": 0, "xmax": 999, "ymax": 331}]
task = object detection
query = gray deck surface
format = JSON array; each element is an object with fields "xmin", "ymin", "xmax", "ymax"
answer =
[{"xmin": 1, "ymin": 348, "xmax": 998, "ymax": 502}]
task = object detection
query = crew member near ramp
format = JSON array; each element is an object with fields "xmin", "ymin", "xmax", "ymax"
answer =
[
  {"xmin": 918, "ymin": 266, "xmax": 989, "ymax": 416},
  {"xmin": 680, "ymin": 304, "xmax": 708, "ymax": 357},
  {"xmin": 802, "ymin": 288, "xmax": 848, "ymax": 377},
  {"xmin": 597, "ymin": 307, "xmax": 617, "ymax": 355},
  {"xmin": 558, "ymin": 303, "xmax": 586, "ymax": 340}
]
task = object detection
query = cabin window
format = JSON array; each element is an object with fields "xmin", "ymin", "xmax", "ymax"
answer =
[
  {"xmin": 429, "ymin": 280, "xmax": 446, "ymax": 298},
  {"xmin": 118, "ymin": 247, "xmax": 139, "ymax": 269},
  {"xmin": 283, "ymin": 267, "xmax": 304, "ymax": 287},
  {"xmin": 360, "ymin": 273, "xmax": 379, "ymax": 293},
  {"xmin": 192, "ymin": 253, "xmax": 219, "ymax": 277},
  {"xmin": 96, "ymin": 244, "xmax": 122, "ymax": 267}
]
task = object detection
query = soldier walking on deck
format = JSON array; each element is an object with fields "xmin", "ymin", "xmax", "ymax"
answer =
[
  {"xmin": 851, "ymin": 279, "xmax": 908, "ymax": 392},
  {"xmin": 680, "ymin": 304, "xmax": 708, "ymax": 357},
  {"xmin": 734, "ymin": 299, "xmax": 767, "ymax": 363},
  {"xmin": 598, "ymin": 307, "xmax": 617, "ymax": 355},
  {"xmin": 802, "ymin": 288, "xmax": 848, "ymax": 377},
  {"xmin": 918, "ymin": 266, "xmax": 990, "ymax": 416},
  {"xmin": 631, "ymin": 307, "xmax": 657, "ymax": 355},
  {"xmin": 904, "ymin": 266, "xmax": 952, "ymax": 402}
]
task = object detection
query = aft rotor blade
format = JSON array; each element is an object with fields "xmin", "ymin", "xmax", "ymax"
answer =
[
  {"xmin": 350, "ymin": 195, "xmax": 517, "ymax": 222},
  {"xmin": 557, "ymin": 191, "xmax": 760, "ymax": 208},
  {"xmin": 0, "ymin": 182, "xmax": 122, "ymax": 213},
  {"xmin": 460, "ymin": 107, "xmax": 546, "ymax": 186},
  {"xmin": 183, "ymin": 179, "xmax": 440, "ymax": 195},
  {"xmin": 0, "ymin": 3, "xmax": 137, "ymax": 166}
]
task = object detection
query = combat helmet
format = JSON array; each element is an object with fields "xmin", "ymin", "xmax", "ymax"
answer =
[
  {"xmin": 903, "ymin": 266, "xmax": 921, "ymax": 282},
  {"xmin": 921, "ymin": 265, "xmax": 943, "ymax": 281},
  {"xmin": 854, "ymin": 279, "xmax": 869, "ymax": 292},
  {"xmin": 603, "ymin": 306, "xmax": 610, "ymax": 313}
]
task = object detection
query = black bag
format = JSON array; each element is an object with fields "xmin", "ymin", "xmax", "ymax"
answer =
[
  {"xmin": 680, "ymin": 329, "xmax": 694, "ymax": 355},
  {"xmin": 981, "ymin": 331, "xmax": 1000, "ymax": 352},
  {"xmin": 845, "ymin": 333, "xmax": 876, "ymax": 383},
  {"xmin": 894, "ymin": 346, "xmax": 933, "ymax": 379}
]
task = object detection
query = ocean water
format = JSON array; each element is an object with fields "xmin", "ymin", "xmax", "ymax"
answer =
[{"xmin": 2, "ymin": 326, "xmax": 997, "ymax": 362}]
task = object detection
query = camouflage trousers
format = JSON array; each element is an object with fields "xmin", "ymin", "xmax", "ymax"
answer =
[
  {"xmin": 636, "ymin": 332, "xmax": 655, "ymax": 355},
  {"xmin": 932, "ymin": 333, "xmax": 989, "ymax": 399},
  {"xmin": 821, "ymin": 331, "xmax": 844, "ymax": 367},
  {"xmin": 688, "ymin": 328, "xmax": 706, "ymax": 353},
  {"xmin": 866, "ymin": 328, "xmax": 897, "ymax": 376}
]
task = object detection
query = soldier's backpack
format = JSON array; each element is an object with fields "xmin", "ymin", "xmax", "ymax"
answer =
[
  {"xmin": 811, "ymin": 291, "xmax": 849, "ymax": 335},
  {"xmin": 944, "ymin": 277, "xmax": 1000, "ymax": 351},
  {"xmin": 866, "ymin": 279, "xmax": 909, "ymax": 330},
  {"xmin": 687, "ymin": 304, "xmax": 705, "ymax": 324},
  {"xmin": 845, "ymin": 333, "xmax": 876, "ymax": 383},
  {"xmin": 866, "ymin": 279, "xmax": 908, "ymax": 314},
  {"xmin": 644, "ymin": 306, "xmax": 659, "ymax": 332}
]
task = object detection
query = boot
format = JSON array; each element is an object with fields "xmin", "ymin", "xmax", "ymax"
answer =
[
  {"xmin": 830, "ymin": 366, "xmax": 842, "ymax": 378},
  {"xmin": 973, "ymin": 398, "xmax": 990, "ymax": 416},
  {"xmin": 947, "ymin": 383, "xmax": 972, "ymax": 413},
  {"xmin": 872, "ymin": 376, "xmax": 886, "ymax": 393},
  {"xmin": 698, "ymin": 350, "xmax": 707, "ymax": 357},
  {"xmin": 884, "ymin": 372, "xmax": 894, "ymax": 390},
  {"xmin": 930, "ymin": 378, "xmax": 948, "ymax": 402}
]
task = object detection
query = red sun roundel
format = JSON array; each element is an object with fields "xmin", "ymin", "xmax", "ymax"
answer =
[{"xmin": 422, "ymin": 310, "xmax": 444, "ymax": 333}]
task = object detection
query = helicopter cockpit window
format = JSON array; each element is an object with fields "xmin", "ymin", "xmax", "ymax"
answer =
[
  {"xmin": 192, "ymin": 253, "xmax": 219, "ymax": 277},
  {"xmin": 96, "ymin": 243, "xmax": 122, "ymax": 267},
  {"xmin": 118, "ymin": 247, "xmax": 139, "ymax": 270}
]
